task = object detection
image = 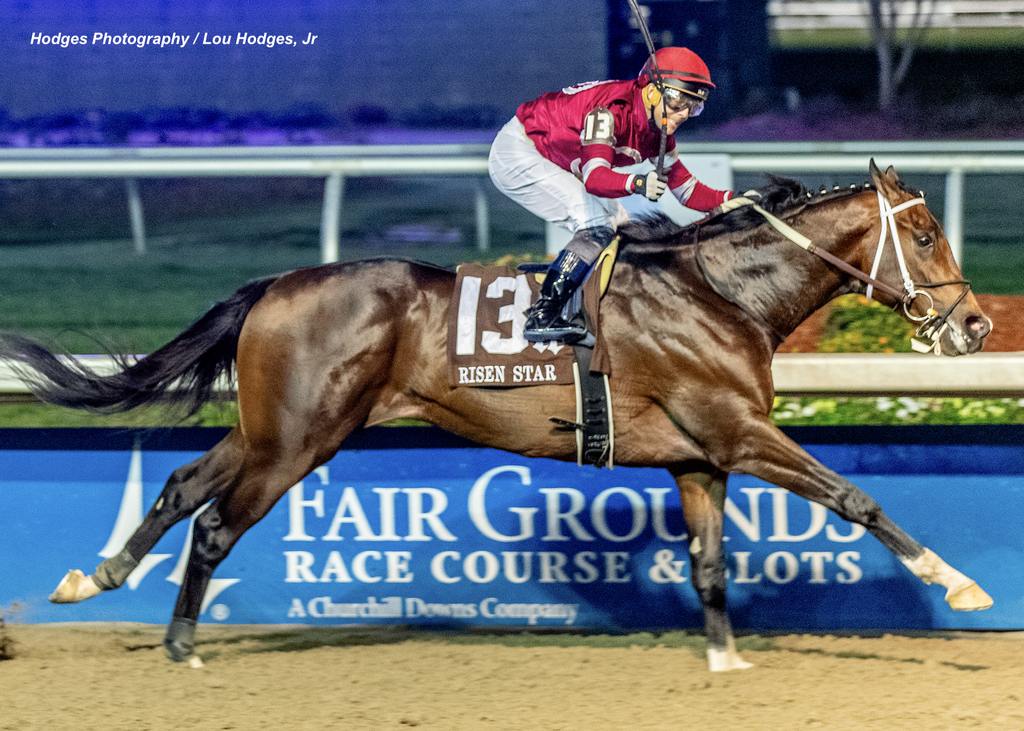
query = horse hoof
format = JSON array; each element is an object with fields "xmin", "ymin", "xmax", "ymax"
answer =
[
  {"xmin": 164, "ymin": 639, "xmax": 194, "ymax": 663},
  {"xmin": 707, "ymin": 648, "xmax": 755, "ymax": 672},
  {"xmin": 946, "ymin": 582, "xmax": 994, "ymax": 611},
  {"xmin": 166, "ymin": 652, "xmax": 205, "ymax": 669},
  {"xmin": 49, "ymin": 569, "xmax": 101, "ymax": 603}
]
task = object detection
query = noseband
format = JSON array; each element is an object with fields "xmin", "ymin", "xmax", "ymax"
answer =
[
  {"xmin": 721, "ymin": 188, "xmax": 971, "ymax": 354},
  {"xmin": 864, "ymin": 191, "xmax": 971, "ymax": 353}
]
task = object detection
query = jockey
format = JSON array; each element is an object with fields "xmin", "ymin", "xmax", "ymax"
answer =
[{"xmin": 489, "ymin": 46, "xmax": 733, "ymax": 343}]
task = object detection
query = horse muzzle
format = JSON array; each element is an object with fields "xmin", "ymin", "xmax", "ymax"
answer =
[{"xmin": 935, "ymin": 313, "xmax": 992, "ymax": 356}]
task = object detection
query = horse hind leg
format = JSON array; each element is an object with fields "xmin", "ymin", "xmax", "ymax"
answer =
[
  {"xmin": 49, "ymin": 430, "xmax": 245, "ymax": 604},
  {"xmin": 164, "ymin": 389, "xmax": 371, "ymax": 665},
  {"xmin": 162, "ymin": 286, "xmax": 398, "ymax": 664},
  {"xmin": 672, "ymin": 463, "xmax": 753, "ymax": 673},
  {"xmin": 163, "ymin": 448, "xmax": 320, "ymax": 666}
]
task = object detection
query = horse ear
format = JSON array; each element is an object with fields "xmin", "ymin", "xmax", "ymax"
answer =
[
  {"xmin": 869, "ymin": 158, "xmax": 900, "ymax": 194},
  {"xmin": 869, "ymin": 158, "xmax": 883, "ymax": 187}
]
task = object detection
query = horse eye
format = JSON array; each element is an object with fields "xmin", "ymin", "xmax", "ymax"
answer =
[{"xmin": 916, "ymin": 234, "xmax": 934, "ymax": 248}]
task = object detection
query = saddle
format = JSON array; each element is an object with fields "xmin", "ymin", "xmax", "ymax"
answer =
[{"xmin": 446, "ymin": 240, "xmax": 618, "ymax": 467}]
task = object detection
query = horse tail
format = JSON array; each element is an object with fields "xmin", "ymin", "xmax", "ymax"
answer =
[{"xmin": 0, "ymin": 275, "xmax": 279, "ymax": 416}]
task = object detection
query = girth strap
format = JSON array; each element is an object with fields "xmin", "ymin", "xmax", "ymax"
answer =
[{"xmin": 550, "ymin": 344, "xmax": 614, "ymax": 468}]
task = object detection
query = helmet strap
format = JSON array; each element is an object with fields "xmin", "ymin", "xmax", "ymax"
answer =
[{"xmin": 641, "ymin": 85, "xmax": 665, "ymax": 127}]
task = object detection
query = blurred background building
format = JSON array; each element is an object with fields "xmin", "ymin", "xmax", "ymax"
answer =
[
  {"xmin": 0, "ymin": 1, "xmax": 1021, "ymax": 361},
  {"xmin": 1, "ymin": 0, "xmax": 1022, "ymax": 143}
]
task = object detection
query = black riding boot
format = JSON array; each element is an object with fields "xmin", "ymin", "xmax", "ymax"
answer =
[{"xmin": 524, "ymin": 249, "xmax": 593, "ymax": 343}]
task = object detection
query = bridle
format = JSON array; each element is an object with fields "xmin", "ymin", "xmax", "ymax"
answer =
[
  {"xmin": 863, "ymin": 191, "xmax": 971, "ymax": 353},
  {"xmin": 718, "ymin": 188, "xmax": 972, "ymax": 354}
]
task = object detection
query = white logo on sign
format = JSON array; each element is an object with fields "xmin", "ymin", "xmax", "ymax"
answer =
[{"xmin": 99, "ymin": 442, "xmax": 239, "ymax": 615}]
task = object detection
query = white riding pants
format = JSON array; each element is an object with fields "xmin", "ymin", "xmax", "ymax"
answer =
[{"xmin": 488, "ymin": 116, "xmax": 629, "ymax": 235}]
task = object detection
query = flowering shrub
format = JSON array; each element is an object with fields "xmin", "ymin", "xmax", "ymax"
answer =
[
  {"xmin": 773, "ymin": 396, "xmax": 1024, "ymax": 425},
  {"xmin": 817, "ymin": 295, "xmax": 916, "ymax": 353}
]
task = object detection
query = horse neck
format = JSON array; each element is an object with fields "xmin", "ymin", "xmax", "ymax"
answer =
[{"xmin": 695, "ymin": 194, "xmax": 874, "ymax": 342}]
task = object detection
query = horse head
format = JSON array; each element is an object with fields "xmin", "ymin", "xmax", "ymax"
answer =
[
  {"xmin": 616, "ymin": 164, "xmax": 991, "ymax": 357},
  {"xmin": 863, "ymin": 159, "xmax": 991, "ymax": 356}
]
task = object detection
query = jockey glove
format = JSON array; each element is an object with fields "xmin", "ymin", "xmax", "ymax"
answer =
[{"xmin": 632, "ymin": 171, "xmax": 668, "ymax": 201}]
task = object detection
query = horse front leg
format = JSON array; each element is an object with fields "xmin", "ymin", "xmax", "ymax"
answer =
[
  {"xmin": 50, "ymin": 430, "xmax": 245, "ymax": 604},
  {"xmin": 720, "ymin": 417, "xmax": 992, "ymax": 611},
  {"xmin": 671, "ymin": 462, "xmax": 752, "ymax": 672}
]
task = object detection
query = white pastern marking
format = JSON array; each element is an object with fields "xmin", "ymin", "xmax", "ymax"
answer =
[
  {"xmin": 901, "ymin": 547, "xmax": 970, "ymax": 592},
  {"xmin": 707, "ymin": 647, "xmax": 754, "ymax": 672}
]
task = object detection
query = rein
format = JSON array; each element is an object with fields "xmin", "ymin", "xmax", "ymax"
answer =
[{"xmin": 717, "ymin": 191, "xmax": 972, "ymax": 354}]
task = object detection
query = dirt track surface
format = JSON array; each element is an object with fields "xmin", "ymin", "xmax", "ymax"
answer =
[{"xmin": 2, "ymin": 625, "xmax": 1023, "ymax": 730}]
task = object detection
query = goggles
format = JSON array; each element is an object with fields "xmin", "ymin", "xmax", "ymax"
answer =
[{"xmin": 663, "ymin": 86, "xmax": 705, "ymax": 117}]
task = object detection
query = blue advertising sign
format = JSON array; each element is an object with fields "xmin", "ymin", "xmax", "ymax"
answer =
[{"xmin": 1, "ymin": 426, "xmax": 1022, "ymax": 631}]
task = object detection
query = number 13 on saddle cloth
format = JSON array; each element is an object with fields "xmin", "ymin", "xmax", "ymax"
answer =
[{"xmin": 446, "ymin": 244, "xmax": 617, "ymax": 388}]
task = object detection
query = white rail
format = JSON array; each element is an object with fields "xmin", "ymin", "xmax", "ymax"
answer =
[
  {"xmin": 2, "ymin": 143, "xmax": 1024, "ymax": 264},
  {"xmin": 770, "ymin": 353, "xmax": 1024, "ymax": 395},
  {"xmin": 769, "ymin": 1, "xmax": 1024, "ymax": 30},
  {"xmin": 2, "ymin": 353, "xmax": 1023, "ymax": 397}
]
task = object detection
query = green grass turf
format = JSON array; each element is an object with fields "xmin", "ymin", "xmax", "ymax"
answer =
[
  {"xmin": 0, "ymin": 174, "xmax": 1021, "ymax": 427},
  {"xmin": 0, "ymin": 177, "xmax": 545, "ymax": 352},
  {"xmin": 2, "ymin": 174, "xmax": 1019, "ymax": 348},
  {"xmin": 772, "ymin": 396, "xmax": 1024, "ymax": 426},
  {"xmin": 0, "ymin": 400, "xmax": 238, "ymax": 427},
  {"xmin": 774, "ymin": 27, "xmax": 1024, "ymax": 50},
  {"xmin": 3, "ymin": 396, "xmax": 1022, "ymax": 428}
]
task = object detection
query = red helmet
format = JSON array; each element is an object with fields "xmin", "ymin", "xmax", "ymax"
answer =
[{"xmin": 639, "ymin": 47, "xmax": 715, "ymax": 100}]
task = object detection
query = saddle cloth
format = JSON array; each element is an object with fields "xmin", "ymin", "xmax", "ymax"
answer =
[
  {"xmin": 446, "ymin": 245, "xmax": 618, "ymax": 467},
  {"xmin": 446, "ymin": 243, "xmax": 616, "ymax": 388},
  {"xmin": 447, "ymin": 263, "xmax": 576, "ymax": 387}
]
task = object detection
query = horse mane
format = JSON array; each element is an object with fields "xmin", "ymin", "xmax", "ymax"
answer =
[{"xmin": 616, "ymin": 176, "xmax": 882, "ymax": 251}]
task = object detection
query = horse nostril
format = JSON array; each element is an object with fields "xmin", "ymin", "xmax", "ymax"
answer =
[{"xmin": 964, "ymin": 316, "xmax": 991, "ymax": 339}]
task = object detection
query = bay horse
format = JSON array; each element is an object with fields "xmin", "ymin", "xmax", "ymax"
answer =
[{"xmin": 1, "ymin": 161, "xmax": 994, "ymax": 672}]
